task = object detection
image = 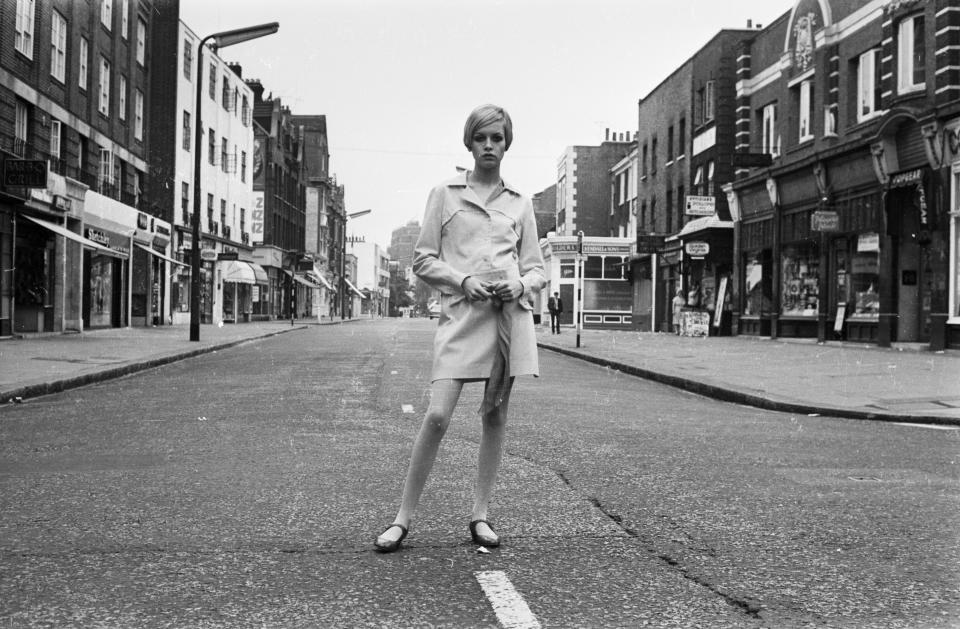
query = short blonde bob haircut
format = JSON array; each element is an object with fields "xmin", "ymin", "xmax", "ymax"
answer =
[{"xmin": 463, "ymin": 104, "xmax": 513, "ymax": 151}]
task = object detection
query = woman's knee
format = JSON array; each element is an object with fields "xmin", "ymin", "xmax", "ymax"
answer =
[
  {"xmin": 422, "ymin": 407, "xmax": 452, "ymax": 435},
  {"xmin": 481, "ymin": 407, "xmax": 508, "ymax": 430}
]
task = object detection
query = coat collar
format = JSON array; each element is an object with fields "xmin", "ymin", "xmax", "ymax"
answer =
[{"xmin": 442, "ymin": 171, "xmax": 522, "ymax": 197}]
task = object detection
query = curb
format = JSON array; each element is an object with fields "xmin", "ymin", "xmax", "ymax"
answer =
[
  {"xmin": 2, "ymin": 325, "xmax": 308, "ymax": 404},
  {"xmin": 538, "ymin": 343, "xmax": 960, "ymax": 427}
]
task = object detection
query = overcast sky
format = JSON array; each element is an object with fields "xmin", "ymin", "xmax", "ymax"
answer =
[{"xmin": 181, "ymin": 0, "xmax": 792, "ymax": 251}]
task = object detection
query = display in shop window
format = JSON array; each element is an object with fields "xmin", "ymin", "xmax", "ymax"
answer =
[{"xmin": 781, "ymin": 245, "xmax": 819, "ymax": 316}]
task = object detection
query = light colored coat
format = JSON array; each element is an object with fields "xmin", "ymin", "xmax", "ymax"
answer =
[{"xmin": 414, "ymin": 173, "xmax": 546, "ymax": 381}]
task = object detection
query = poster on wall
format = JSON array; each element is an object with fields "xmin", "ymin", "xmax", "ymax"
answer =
[
  {"xmin": 681, "ymin": 311, "xmax": 709, "ymax": 337},
  {"xmin": 713, "ymin": 277, "xmax": 728, "ymax": 328},
  {"xmin": 251, "ymin": 192, "xmax": 264, "ymax": 245}
]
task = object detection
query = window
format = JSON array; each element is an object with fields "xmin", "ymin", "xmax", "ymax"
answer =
[
  {"xmin": 98, "ymin": 57, "xmax": 111, "ymax": 116},
  {"xmin": 78, "ymin": 136, "xmax": 88, "ymax": 172},
  {"xmin": 677, "ymin": 118, "xmax": 686, "ymax": 159},
  {"xmin": 666, "ymin": 125, "xmax": 674, "ymax": 162},
  {"xmin": 222, "ymin": 76, "xmax": 231, "ymax": 110},
  {"xmin": 183, "ymin": 38, "xmax": 193, "ymax": 80},
  {"xmin": 241, "ymin": 95, "xmax": 250, "ymax": 125},
  {"xmin": 119, "ymin": 75, "xmax": 127, "ymax": 121},
  {"xmin": 857, "ymin": 49, "xmax": 882, "ymax": 121},
  {"xmin": 50, "ymin": 11, "xmax": 67, "ymax": 82},
  {"xmin": 651, "ymin": 136, "xmax": 658, "ymax": 174},
  {"xmin": 79, "ymin": 37, "xmax": 89, "ymax": 90},
  {"xmin": 14, "ymin": 100, "xmax": 28, "ymax": 156},
  {"xmin": 221, "ymin": 137, "xmax": 228, "ymax": 172},
  {"xmin": 241, "ymin": 150, "xmax": 247, "ymax": 182},
  {"xmin": 798, "ymin": 80, "xmax": 814, "ymax": 142},
  {"xmin": 133, "ymin": 170, "xmax": 141, "ymax": 206},
  {"xmin": 781, "ymin": 244, "xmax": 820, "ymax": 316},
  {"xmin": 134, "ymin": 89, "xmax": 143, "ymax": 140},
  {"xmin": 207, "ymin": 193, "xmax": 214, "ymax": 224},
  {"xmin": 897, "ymin": 15, "xmax": 925, "ymax": 93},
  {"xmin": 99, "ymin": 147, "xmax": 115, "ymax": 190},
  {"xmin": 762, "ymin": 102, "xmax": 779, "ymax": 156},
  {"xmin": 744, "ymin": 253, "xmax": 768, "ymax": 316},
  {"xmin": 181, "ymin": 182, "xmax": 190, "ymax": 222},
  {"xmin": 707, "ymin": 161, "xmax": 715, "ymax": 195},
  {"xmin": 641, "ymin": 143, "xmax": 648, "ymax": 177},
  {"xmin": 209, "ymin": 63, "xmax": 217, "ymax": 99},
  {"xmin": 15, "ymin": 0, "xmax": 36, "ymax": 58},
  {"xmin": 120, "ymin": 0, "xmax": 129, "ymax": 39},
  {"xmin": 100, "ymin": 0, "xmax": 112, "ymax": 30},
  {"xmin": 851, "ymin": 235, "xmax": 879, "ymax": 316},
  {"xmin": 208, "ymin": 128, "xmax": 216, "ymax": 165},
  {"xmin": 705, "ymin": 81, "xmax": 715, "ymax": 121},
  {"xmin": 182, "ymin": 111, "xmax": 191, "ymax": 150},
  {"xmin": 136, "ymin": 18, "xmax": 146, "ymax": 65},
  {"xmin": 220, "ymin": 200, "xmax": 227, "ymax": 230},
  {"xmin": 50, "ymin": 119, "xmax": 61, "ymax": 160}
]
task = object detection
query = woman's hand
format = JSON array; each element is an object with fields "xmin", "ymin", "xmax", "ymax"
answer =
[
  {"xmin": 462, "ymin": 276, "xmax": 492, "ymax": 301},
  {"xmin": 487, "ymin": 280, "xmax": 523, "ymax": 302}
]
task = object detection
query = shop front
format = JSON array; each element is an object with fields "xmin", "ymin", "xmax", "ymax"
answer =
[
  {"xmin": 950, "ymin": 119, "xmax": 960, "ymax": 348},
  {"xmin": 219, "ymin": 255, "xmax": 268, "ymax": 323},
  {"xmin": 82, "ymin": 225, "xmax": 130, "ymax": 329},
  {"xmin": 671, "ymin": 215, "xmax": 734, "ymax": 336}
]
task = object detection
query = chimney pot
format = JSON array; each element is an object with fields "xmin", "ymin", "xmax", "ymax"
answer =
[{"xmin": 747, "ymin": 19, "xmax": 752, "ymax": 28}]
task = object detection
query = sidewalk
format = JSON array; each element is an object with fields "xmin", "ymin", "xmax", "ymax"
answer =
[
  {"xmin": 0, "ymin": 319, "xmax": 355, "ymax": 403},
  {"xmin": 537, "ymin": 326, "xmax": 960, "ymax": 425}
]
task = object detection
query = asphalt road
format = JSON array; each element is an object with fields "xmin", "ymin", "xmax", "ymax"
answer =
[{"xmin": 1, "ymin": 319, "xmax": 958, "ymax": 628}]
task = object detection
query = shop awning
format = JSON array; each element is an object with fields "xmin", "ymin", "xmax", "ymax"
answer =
[
  {"xmin": 24, "ymin": 215, "xmax": 118, "ymax": 256},
  {"xmin": 249, "ymin": 262, "xmax": 268, "ymax": 284},
  {"xmin": 222, "ymin": 260, "xmax": 257, "ymax": 284},
  {"xmin": 676, "ymin": 214, "xmax": 733, "ymax": 239},
  {"xmin": 344, "ymin": 278, "xmax": 366, "ymax": 299},
  {"xmin": 306, "ymin": 271, "xmax": 334, "ymax": 290},
  {"xmin": 134, "ymin": 243, "xmax": 189, "ymax": 267},
  {"xmin": 285, "ymin": 269, "xmax": 318, "ymax": 288}
]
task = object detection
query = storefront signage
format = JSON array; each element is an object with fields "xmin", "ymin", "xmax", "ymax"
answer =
[
  {"xmin": 834, "ymin": 303, "xmax": 846, "ymax": 333},
  {"xmin": 551, "ymin": 243, "xmax": 579, "ymax": 253},
  {"xmin": 681, "ymin": 311, "xmax": 710, "ymax": 337},
  {"xmin": 201, "ymin": 248, "xmax": 218, "ymax": 261},
  {"xmin": 713, "ymin": 277, "xmax": 728, "ymax": 328},
  {"xmin": 218, "ymin": 250, "xmax": 239, "ymax": 261},
  {"xmin": 685, "ymin": 195, "xmax": 715, "ymax": 216},
  {"xmin": 155, "ymin": 224, "xmax": 170, "ymax": 237},
  {"xmin": 636, "ymin": 234, "xmax": 665, "ymax": 254},
  {"xmin": 684, "ymin": 241, "xmax": 710, "ymax": 257},
  {"xmin": 53, "ymin": 195, "xmax": 72, "ymax": 212},
  {"xmin": 3, "ymin": 159, "xmax": 48, "ymax": 188},
  {"xmin": 85, "ymin": 228, "xmax": 130, "ymax": 255},
  {"xmin": 582, "ymin": 243, "xmax": 631, "ymax": 254},
  {"xmin": 811, "ymin": 210, "xmax": 840, "ymax": 231},
  {"xmin": 730, "ymin": 152, "xmax": 773, "ymax": 168},
  {"xmin": 889, "ymin": 168, "xmax": 923, "ymax": 188},
  {"xmin": 857, "ymin": 232, "xmax": 879, "ymax": 252}
]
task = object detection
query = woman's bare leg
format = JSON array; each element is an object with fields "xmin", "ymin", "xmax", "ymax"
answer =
[
  {"xmin": 378, "ymin": 379, "xmax": 463, "ymax": 543},
  {"xmin": 471, "ymin": 378, "xmax": 514, "ymax": 537}
]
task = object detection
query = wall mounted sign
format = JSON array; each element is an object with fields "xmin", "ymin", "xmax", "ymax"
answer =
[
  {"xmin": 684, "ymin": 241, "xmax": 710, "ymax": 257},
  {"xmin": 811, "ymin": 210, "xmax": 840, "ymax": 231},
  {"xmin": 685, "ymin": 195, "xmax": 715, "ymax": 216}
]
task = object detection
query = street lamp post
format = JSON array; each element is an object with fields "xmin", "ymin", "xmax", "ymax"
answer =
[
  {"xmin": 189, "ymin": 22, "xmax": 279, "ymax": 342},
  {"xmin": 340, "ymin": 209, "xmax": 371, "ymax": 320}
]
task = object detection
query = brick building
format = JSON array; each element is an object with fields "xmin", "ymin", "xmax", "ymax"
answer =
[
  {"xmin": 531, "ymin": 183, "xmax": 557, "ymax": 238},
  {"xmin": 727, "ymin": 0, "xmax": 959, "ymax": 349},
  {"xmin": 1, "ymin": 0, "xmax": 166, "ymax": 335}
]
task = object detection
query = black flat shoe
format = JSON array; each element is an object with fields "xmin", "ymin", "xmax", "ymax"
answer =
[
  {"xmin": 469, "ymin": 519, "xmax": 500, "ymax": 547},
  {"xmin": 374, "ymin": 523, "xmax": 408, "ymax": 553}
]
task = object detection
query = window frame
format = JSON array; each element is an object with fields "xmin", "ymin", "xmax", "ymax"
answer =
[
  {"xmin": 79, "ymin": 37, "xmax": 89, "ymax": 90},
  {"xmin": 50, "ymin": 119, "xmax": 61, "ymax": 160},
  {"xmin": 100, "ymin": 0, "xmax": 112, "ymax": 30},
  {"xmin": 98, "ymin": 56, "xmax": 111, "ymax": 117},
  {"xmin": 897, "ymin": 14, "xmax": 926, "ymax": 94},
  {"xmin": 798, "ymin": 80, "xmax": 814, "ymax": 143},
  {"xmin": 134, "ymin": 89, "xmax": 144, "ymax": 140},
  {"xmin": 15, "ymin": 0, "xmax": 36, "ymax": 59},
  {"xmin": 136, "ymin": 18, "xmax": 146, "ymax": 66},
  {"xmin": 118, "ymin": 75, "xmax": 127, "ymax": 121},
  {"xmin": 761, "ymin": 102, "xmax": 779, "ymax": 156},
  {"xmin": 182, "ymin": 111, "xmax": 191, "ymax": 151},
  {"xmin": 704, "ymin": 80, "xmax": 716, "ymax": 122},
  {"xmin": 120, "ymin": 0, "xmax": 129, "ymax": 39},
  {"xmin": 183, "ymin": 38, "xmax": 193, "ymax": 81},
  {"xmin": 857, "ymin": 48, "xmax": 882, "ymax": 122},
  {"xmin": 50, "ymin": 10, "xmax": 67, "ymax": 82}
]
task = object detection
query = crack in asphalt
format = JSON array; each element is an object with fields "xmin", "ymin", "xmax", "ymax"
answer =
[{"xmin": 555, "ymin": 470, "xmax": 764, "ymax": 621}]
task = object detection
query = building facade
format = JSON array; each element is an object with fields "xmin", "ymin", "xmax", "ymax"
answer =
[
  {"xmin": 1, "ymin": 0, "xmax": 166, "ymax": 336},
  {"xmin": 148, "ymin": 6, "xmax": 261, "ymax": 326},
  {"xmin": 727, "ymin": 0, "xmax": 958, "ymax": 349},
  {"xmin": 349, "ymin": 239, "xmax": 389, "ymax": 317}
]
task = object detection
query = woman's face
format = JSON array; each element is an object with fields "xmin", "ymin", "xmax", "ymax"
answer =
[{"xmin": 469, "ymin": 120, "xmax": 507, "ymax": 171}]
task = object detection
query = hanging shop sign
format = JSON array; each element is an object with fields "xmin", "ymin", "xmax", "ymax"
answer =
[
  {"xmin": 201, "ymin": 248, "xmax": 218, "ymax": 261},
  {"xmin": 811, "ymin": 210, "xmax": 840, "ymax": 231},
  {"xmin": 684, "ymin": 241, "xmax": 710, "ymax": 257},
  {"xmin": 857, "ymin": 232, "xmax": 880, "ymax": 252},
  {"xmin": 685, "ymin": 195, "xmax": 716, "ymax": 216}
]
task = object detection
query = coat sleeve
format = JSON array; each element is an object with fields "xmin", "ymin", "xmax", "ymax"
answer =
[
  {"xmin": 413, "ymin": 186, "xmax": 468, "ymax": 294},
  {"xmin": 517, "ymin": 198, "xmax": 546, "ymax": 297}
]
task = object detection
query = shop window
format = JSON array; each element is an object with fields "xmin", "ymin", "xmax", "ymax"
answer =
[
  {"xmin": 781, "ymin": 244, "xmax": 819, "ymax": 316},
  {"xmin": 603, "ymin": 256, "xmax": 623, "ymax": 279},
  {"xmin": 183, "ymin": 38, "xmax": 193, "ymax": 80},
  {"xmin": 743, "ymin": 252, "xmax": 770, "ymax": 316},
  {"xmin": 584, "ymin": 256, "xmax": 603, "ymax": 279},
  {"xmin": 851, "ymin": 233, "xmax": 880, "ymax": 317}
]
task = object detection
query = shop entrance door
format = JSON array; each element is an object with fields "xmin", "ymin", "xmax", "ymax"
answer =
[{"xmin": 559, "ymin": 284, "xmax": 574, "ymax": 325}]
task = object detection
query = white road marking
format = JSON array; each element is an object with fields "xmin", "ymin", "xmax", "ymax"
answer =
[
  {"xmin": 893, "ymin": 422, "xmax": 959, "ymax": 431},
  {"xmin": 474, "ymin": 570, "xmax": 541, "ymax": 629},
  {"xmin": 401, "ymin": 404, "xmax": 415, "ymax": 414}
]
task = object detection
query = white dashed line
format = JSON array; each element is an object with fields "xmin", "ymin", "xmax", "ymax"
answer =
[
  {"xmin": 474, "ymin": 570, "xmax": 541, "ymax": 629},
  {"xmin": 893, "ymin": 422, "xmax": 959, "ymax": 430}
]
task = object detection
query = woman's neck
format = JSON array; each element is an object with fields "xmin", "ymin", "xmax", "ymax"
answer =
[{"xmin": 468, "ymin": 165, "xmax": 501, "ymax": 186}]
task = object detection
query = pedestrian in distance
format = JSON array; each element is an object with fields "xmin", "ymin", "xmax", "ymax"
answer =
[
  {"xmin": 547, "ymin": 291, "xmax": 563, "ymax": 334},
  {"xmin": 374, "ymin": 104, "xmax": 546, "ymax": 553},
  {"xmin": 672, "ymin": 287, "xmax": 685, "ymax": 335}
]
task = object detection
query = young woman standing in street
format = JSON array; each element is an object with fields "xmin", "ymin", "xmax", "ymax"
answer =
[{"xmin": 374, "ymin": 104, "xmax": 545, "ymax": 552}]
